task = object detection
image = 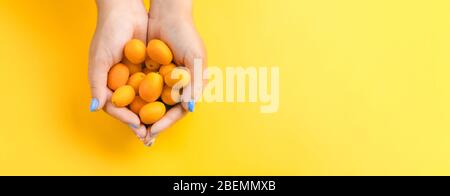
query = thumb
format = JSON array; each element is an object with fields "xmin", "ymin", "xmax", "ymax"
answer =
[
  {"xmin": 88, "ymin": 56, "xmax": 110, "ymax": 112},
  {"xmin": 181, "ymin": 55, "xmax": 207, "ymax": 112}
]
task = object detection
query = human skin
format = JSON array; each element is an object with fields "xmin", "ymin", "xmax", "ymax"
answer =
[
  {"xmin": 88, "ymin": 0, "xmax": 206, "ymax": 146},
  {"xmin": 145, "ymin": 0, "xmax": 207, "ymax": 145}
]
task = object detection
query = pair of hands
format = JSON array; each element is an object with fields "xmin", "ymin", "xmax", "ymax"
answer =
[{"xmin": 88, "ymin": 0, "xmax": 206, "ymax": 146}]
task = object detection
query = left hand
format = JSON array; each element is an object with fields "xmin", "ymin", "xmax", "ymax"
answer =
[{"xmin": 143, "ymin": 0, "xmax": 207, "ymax": 146}]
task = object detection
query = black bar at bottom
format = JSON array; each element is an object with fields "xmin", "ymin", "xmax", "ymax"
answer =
[{"xmin": 0, "ymin": 176, "xmax": 447, "ymax": 194}]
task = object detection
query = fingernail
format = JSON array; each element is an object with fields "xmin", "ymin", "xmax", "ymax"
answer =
[
  {"xmin": 145, "ymin": 138, "xmax": 156, "ymax": 147},
  {"xmin": 143, "ymin": 129, "xmax": 153, "ymax": 145},
  {"xmin": 89, "ymin": 98, "xmax": 99, "ymax": 112},
  {"xmin": 188, "ymin": 100, "xmax": 195, "ymax": 112},
  {"xmin": 144, "ymin": 130, "xmax": 152, "ymax": 142},
  {"xmin": 129, "ymin": 124, "xmax": 146, "ymax": 138},
  {"xmin": 129, "ymin": 124, "xmax": 139, "ymax": 129},
  {"xmin": 137, "ymin": 134, "xmax": 146, "ymax": 141}
]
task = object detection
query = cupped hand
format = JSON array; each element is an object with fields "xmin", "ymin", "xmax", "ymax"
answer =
[
  {"xmin": 88, "ymin": 0, "xmax": 148, "ymax": 141},
  {"xmin": 143, "ymin": 0, "xmax": 207, "ymax": 145}
]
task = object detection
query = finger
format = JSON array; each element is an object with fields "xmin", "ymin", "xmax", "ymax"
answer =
[
  {"xmin": 88, "ymin": 53, "xmax": 111, "ymax": 112},
  {"xmin": 143, "ymin": 105, "xmax": 187, "ymax": 146},
  {"xmin": 181, "ymin": 51, "xmax": 207, "ymax": 112},
  {"xmin": 104, "ymin": 102, "xmax": 147, "ymax": 138},
  {"xmin": 130, "ymin": 124, "xmax": 148, "ymax": 142}
]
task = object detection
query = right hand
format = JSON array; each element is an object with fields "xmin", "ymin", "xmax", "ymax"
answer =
[{"xmin": 88, "ymin": 0, "xmax": 148, "ymax": 141}]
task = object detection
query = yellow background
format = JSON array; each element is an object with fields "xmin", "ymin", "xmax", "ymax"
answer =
[{"xmin": 0, "ymin": 0, "xmax": 449, "ymax": 175}]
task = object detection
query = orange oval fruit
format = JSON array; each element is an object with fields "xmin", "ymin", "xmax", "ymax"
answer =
[
  {"xmin": 107, "ymin": 63, "xmax": 129, "ymax": 90},
  {"xmin": 164, "ymin": 67, "xmax": 191, "ymax": 88},
  {"xmin": 124, "ymin": 39, "xmax": 146, "ymax": 64},
  {"xmin": 139, "ymin": 72, "xmax": 163, "ymax": 102},
  {"xmin": 139, "ymin": 102, "xmax": 166, "ymax": 124},
  {"xmin": 111, "ymin": 85, "xmax": 135, "ymax": 107},
  {"xmin": 145, "ymin": 56, "xmax": 161, "ymax": 72},
  {"xmin": 127, "ymin": 72, "xmax": 146, "ymax": 93},
  {"xmin": 143, "ymin": 67, "xmax": 152, "ymax": 74},
  {"xmin": 147, "ymin": 39, "xmax": 173, "ymax": 65},
  {"xmin": 127, "ymin": 63, "xmax": 142, "ymax": 75},
  {"xmin": 159, "ymin": 63, "xmax": 176, "ymax": 76},
  {"xmin": 122, "ymin": 58, "xmax": 142, "ymax": 74},
  {"xmin": 129, "ymin": 96, "xmax": 147, "ymax": 114},
  {"xmin": 161, "ymin": 85, "xmax": 181, "ymax": 106}
]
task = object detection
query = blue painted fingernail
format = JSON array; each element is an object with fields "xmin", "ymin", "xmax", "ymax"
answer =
[
  {"xmin": 89, "ymin": 98, "xmax": 99, "ymax": 112},
  {"xmin": 188, "ymin": 100, "xmax": 195, "ymax": 112},
  {"xmin": 129, "ymin": 124, "xmax": 139, "ymax": 129}
]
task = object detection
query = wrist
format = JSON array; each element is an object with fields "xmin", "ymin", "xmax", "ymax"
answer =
[
  {"xmin": 150, "ymin": 0, "xmax": 193, "ymax": 22},
  {"xmin": 96, "ymin": 0, "xmax": 145, "ymax": 13}
]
